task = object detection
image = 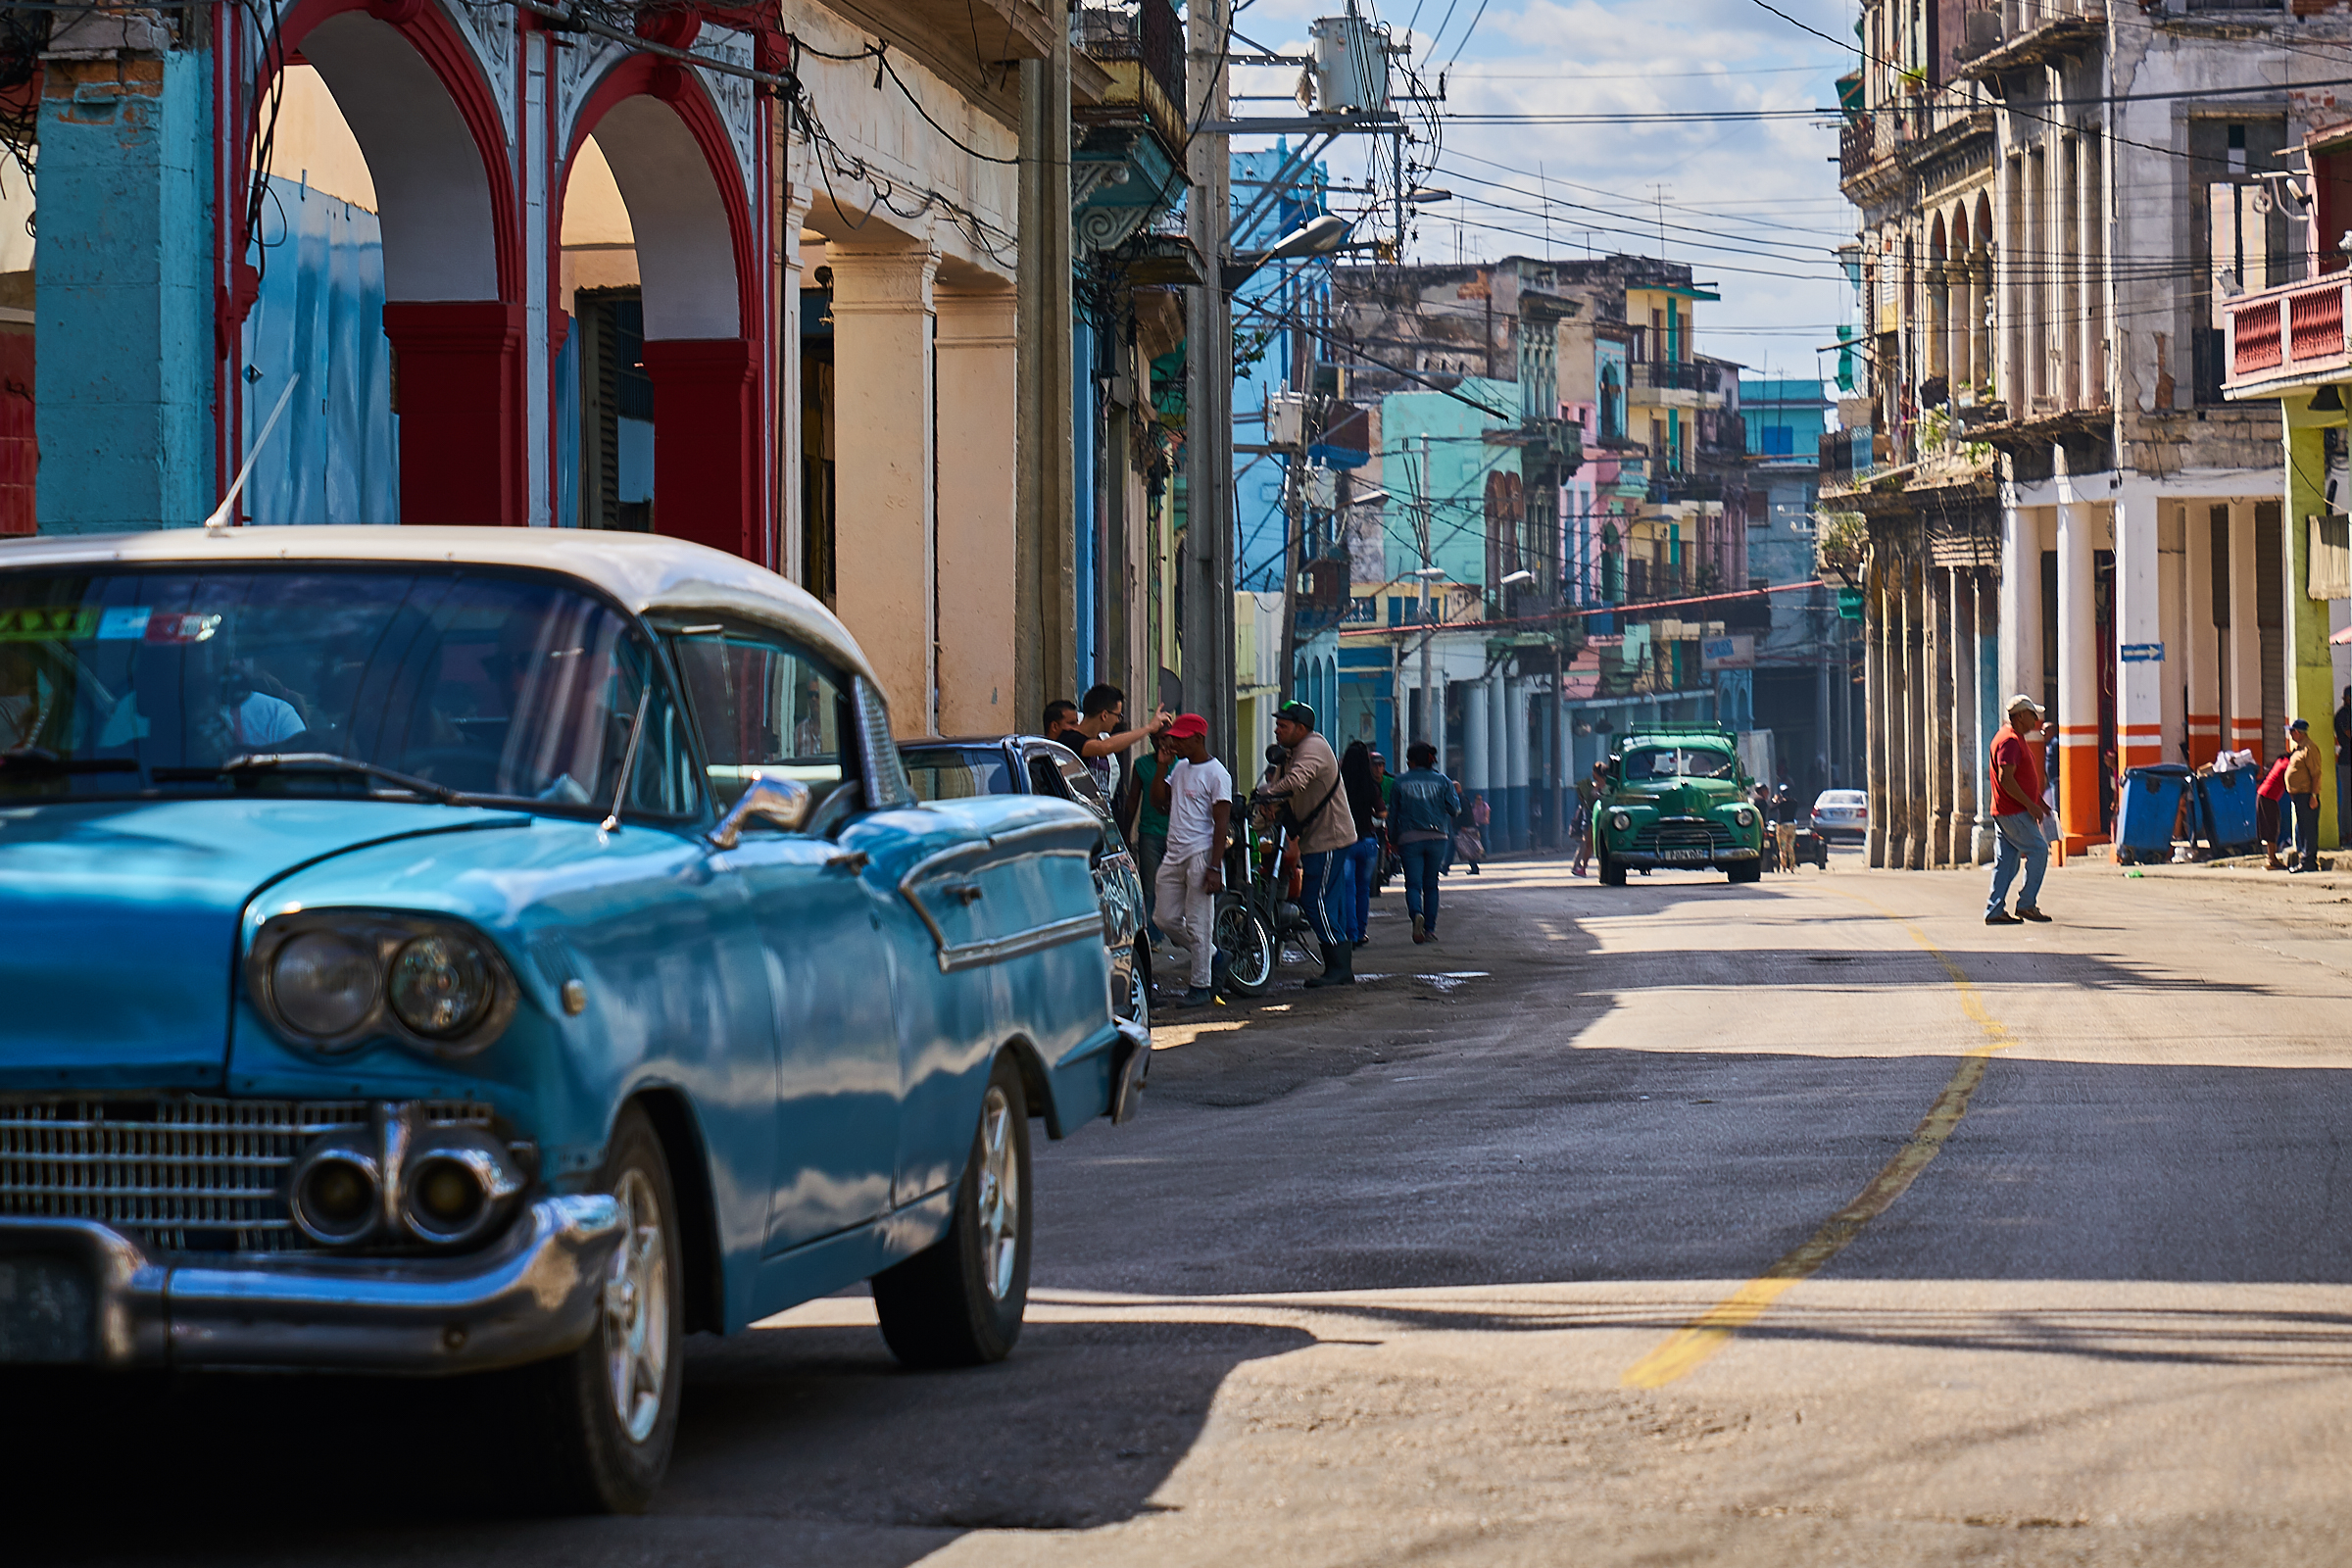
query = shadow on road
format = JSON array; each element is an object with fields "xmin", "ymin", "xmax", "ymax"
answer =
[{"xmin": 3, "ymin": 1311, "xmax": 1315, "ymax": 1567}]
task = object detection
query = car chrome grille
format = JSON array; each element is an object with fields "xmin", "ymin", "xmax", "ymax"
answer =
[
  {"xmin": 0, "ymin": 1098, "xmax": 493, "ymax": 1254},
  {"xmin": 1633, "ymin": 819, "xmax": 1734, "ymax": 855}
]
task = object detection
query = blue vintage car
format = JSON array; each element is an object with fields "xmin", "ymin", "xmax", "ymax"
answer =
[{"xmin": 0, "ymin": 527, "xmax": 1147, "ymax": 1510}]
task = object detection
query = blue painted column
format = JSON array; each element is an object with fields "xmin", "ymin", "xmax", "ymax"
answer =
[
  {"xmin": 37, "ymin": 36, "xmax": 215, "ymax": 532},
  {"xmin": 1504, "ymin": 676, "xmax": 1530, "ymax": 852}
]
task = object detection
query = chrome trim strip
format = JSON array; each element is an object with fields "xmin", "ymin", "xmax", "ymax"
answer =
[
  {"xmin": 0, "ymin": 1196, "xmax": 623, "ymax": 1374},
  {"xmin": 933, "ymin": 911, "xmax": 1106, "ymax": 973}
]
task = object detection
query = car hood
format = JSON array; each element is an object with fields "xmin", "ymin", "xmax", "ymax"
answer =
[{"xmin": 0, "ymin": 799, "xmax": 528, "ymax": 1091}]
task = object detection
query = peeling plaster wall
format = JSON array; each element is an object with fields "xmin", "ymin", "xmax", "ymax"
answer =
[{"xmin": 36, "ymin": 46, "xmax": 214, "ymax": 532}]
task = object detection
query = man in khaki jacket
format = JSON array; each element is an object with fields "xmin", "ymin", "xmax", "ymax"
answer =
[
  {"xmin": 1258, "ymin": 701, "xmax": 1358, "ymax": 987},
  {"xmin": 2284, "ymin": 717, "xmax": 2323, "ymax": 874}
]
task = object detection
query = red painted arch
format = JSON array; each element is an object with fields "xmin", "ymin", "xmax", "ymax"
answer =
[
  {"xmin": 247, "ymin": 0, "xmax": 524, "ymax": 302},
  {"xmin": 557, "ymin": 55, "xmax": 760, "ymax": 340}
]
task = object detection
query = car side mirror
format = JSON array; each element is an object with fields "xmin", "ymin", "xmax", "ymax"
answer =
[{"xmin": 708, "ymin": 773, "xmax": 812, "ymax": 849}]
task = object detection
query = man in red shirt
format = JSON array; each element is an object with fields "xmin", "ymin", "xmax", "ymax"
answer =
[{"xmin": 1985, "ymin": 694, "xmax": 2053, "ymax": 926}]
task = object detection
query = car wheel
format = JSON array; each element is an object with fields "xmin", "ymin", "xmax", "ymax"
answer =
[
  {"xmin": 1122, "ymin": 937, "xmax": 1152, "ymax": 1027},
  {"xmin": 1598, "ymin": 846, "xmax": 1627, "ymax": 887},
  {"xmin": 872, "ymin": 1053, "xmax": 1033, "ymax": 1367},
  {"xmin": 517, "ymin": 1102, "xmax": 683, "ymax": 1514},
  {"xmin": 1212, "ymin": 896, "xmax": 1274, "ymax": 995}
]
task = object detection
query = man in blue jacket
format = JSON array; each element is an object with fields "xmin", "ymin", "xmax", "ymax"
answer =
[{"xmin": 1391, "ymin": 741, "xmax": 1463, "ymax": 943}]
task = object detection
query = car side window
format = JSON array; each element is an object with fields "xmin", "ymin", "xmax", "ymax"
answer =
[
  {"xmin": 853, "ymin": 678, "xmax": 916, "ymax": 810},
  {"xmin": 664, "ymin": 622, "xmax": 848, "ymax": 812},
  {"xmin": 1054, "ymin": 754, "xmax": 1129, "ymax": 853}
]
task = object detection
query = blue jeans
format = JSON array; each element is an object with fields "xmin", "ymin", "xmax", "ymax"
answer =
[
  {"xmin": 1346, "ymin": 836, "xmax": 1380, "ymax": 940},
  {"xmin": 2290, "ymin": 792, "xmax": 2321, "ymax": 870},
  {"xmin": 1299, "ymin": 847, "xmax": 1350, "ymax": 949},
  {"xmin": 1400, "ymin": 839, "xmax": 1445, "ymax": 931},
  {"xmin": 1986, "ymin": 812, "xmax": 2049, "ymax": 916}
]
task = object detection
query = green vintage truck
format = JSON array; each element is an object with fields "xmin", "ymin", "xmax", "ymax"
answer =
[{"xmin": 1590, "ymin": 724, "xmax": 1765, "ymax": 886}]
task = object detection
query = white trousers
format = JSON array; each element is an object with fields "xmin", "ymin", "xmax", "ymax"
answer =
[{"xmin": 1155, "ymin": 849, "xmax": 1217, "ymax": 989}]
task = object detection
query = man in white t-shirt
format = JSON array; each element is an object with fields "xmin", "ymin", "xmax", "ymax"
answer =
[{"xmin": 1149, "ymin": 712, "xmax": 1232, "ymax": 1006}]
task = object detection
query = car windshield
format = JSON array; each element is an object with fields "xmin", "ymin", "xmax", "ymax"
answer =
[
  {"xmin": 1622, "ymin": 746, "xmax": 1738, "ymax": 781},
  {"xmin": 902, "ymin": 746, "xmax": 1015, "ymax": 802},
  {"xmin": 1815, "ymin": 791, "xmax": 1865, "ymax": 808},
  {"xmin": 0, "ymin": 564, "xmax": 658, "ymax": 809}
]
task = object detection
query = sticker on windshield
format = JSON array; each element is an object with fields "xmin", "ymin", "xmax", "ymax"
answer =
[
  {"xmin": 96, "ymin": 607, "xmax": 152, "ymax": 640},
  {"xmin": 141, "ymin": 612, "xmax": 221, "ymax": 644},
  {"xmin": 0, "ymin": 606, "xmax": 99, "ymax": 642}
]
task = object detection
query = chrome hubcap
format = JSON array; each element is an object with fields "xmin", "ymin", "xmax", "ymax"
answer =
[
  {"xmin": 976, "ymin": 1085, "xmax": 1019, "ymax": 1301},
  {"xmin": 601, "ymin": 1168, "xmax": 669, "ymax": 1444}
]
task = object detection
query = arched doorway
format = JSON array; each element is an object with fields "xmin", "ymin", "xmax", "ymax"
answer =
[
  {"xmin": 558, "ymin": 60, "xmax": 760, "ymax": 561},
  {"xmin": 238, "ymin": 0, "xmax": 520, "ymax": 524}
]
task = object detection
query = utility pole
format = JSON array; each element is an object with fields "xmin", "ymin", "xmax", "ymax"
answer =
[
  {"xmin": 1416, "ymin": 433, "xmax": 1434, "ymax": 746},
  {"xmin": 1185, "ymin": 0, "xmax": 1236, "ymax": 764}
]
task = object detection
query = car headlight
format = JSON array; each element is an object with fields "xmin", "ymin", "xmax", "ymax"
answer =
[
  {"xmin": 1610, "ymin": 810, "xmax": 1632, "ymax": 831},
  {"xmin": 270, "ymin": 930, "xmax": 379, "ymax": 1037},
  {"xmin": 249, "ymin": 911, "xmax": 515, "ymax": 1058},
  {"xmin": 1734, "ymin": 808, "xmax": 1755, "ymax": 828},
  {"xmin": 390, "ymin": 933, "xmax": 494, "ymax": 1038}
]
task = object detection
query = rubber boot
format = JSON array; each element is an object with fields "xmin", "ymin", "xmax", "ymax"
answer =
[{"xmin": 1305, "ymin": 931, "xmax": 1355, "ymax": 987}]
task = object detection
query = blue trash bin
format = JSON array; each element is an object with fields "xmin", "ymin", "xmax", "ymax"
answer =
[
  {"xmin": 2197, "ymin": 767, "xmax": 2262, "ymax": 856},
  {"xmin": 2115, "ymin": 764, "xmax": 2192, "ymax": 864}
]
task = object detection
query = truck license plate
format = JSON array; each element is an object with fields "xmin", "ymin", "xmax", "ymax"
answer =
[
  {"xmin": 0, "ymin": 1255, "xmax": 94, "ymax": 1363},
  {"xmin": 1662, "ymin": 848, "xmax": 1708, "ymax": 862}
]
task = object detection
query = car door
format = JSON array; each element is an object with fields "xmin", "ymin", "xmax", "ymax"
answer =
[{"xmin": 665, "ymin": 619, "xmax": 903, "ymax": 1252}]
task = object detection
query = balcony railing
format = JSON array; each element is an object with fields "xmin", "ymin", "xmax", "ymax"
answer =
[
  {"xmin": 1819, "ymin": 426, "xmax": 1874, "ymax": 487},
  {"xmin": 1648, "ymin": 472, "xmax": 1724, "ymax": 506},
  {"xmin": 1631, "ymin": 360, "xmax": 1722, "ymax": 395},
  {"xmin": 2222, "ymin": 275, "xmax": 2351, "ymax": 397},
  {"xmin": 1076, "ymin": 0, "xmax": 1185, "ymax": 128}
]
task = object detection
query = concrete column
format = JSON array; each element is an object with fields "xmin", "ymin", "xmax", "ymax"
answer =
[
  {"xmin": 1905, "ymin": 555, "xmax": 1930, "ymax": 869},
  {"xmin": 777, "ymin": 188, "xmax": 813, "ymax": 581},
  {"xmin": 2228, "ymin": 499, "xmax": 2264, "ymax": 759},
  {"xmin": 1434, "ymin": 672, "xmax": 1448, "ymax": 783},
  {"xmin": 1927, "ymin": 564, "xmax": 1954, "ymax": 866},
  {"xmin": 2115, "ymin": 484, "xmax": 2163, "ymax": 771},
  {"xmin": 826, "ymin": 242, "xmax": 940, "ymax": 728},
  {"xmin": 1461, "ymin": 673, "xmax": 1488, "ymax": 798},
  {"xmin": 2056, "ymin": 471, "xmax": 2099, "ymax": 851},
  {"xmin": 935, "ymin": 286, "xmax": 1018, "ymax": 736},
  {"xmin": 1950, "ymin": 566, "xmax": 1979, "ymax": 866},
  {"xmin": 2184, "ymin": 501, "xmax": 2221, "ymax": 764},
  {"xmin": 1890, "ymin": 553, "xmax": 1912, "ymax": 866},
  {"xmin": 1505, "ymin": 677, "xmax": 1531, "ymax": 853},
  {"xmin": 1487, "ymin": 670, "xmax": 1509, "ymax": 847},
  {"xmin": 1999, "ymin": 496, "xmax": 2041, "ymax": 714},
  {"xmin": 37, "ymin": 36, "xmax": 216, "ymax": 531},
  {"xmin": 1976, "ymin": 566, "xmax": 2003, "ymax": 862},
  {"xmin": 1018, "ymin": 28, "xmax": 1077, "ymax": 731},
  {"xmin": 2158, "ymin": 503, "xmax": 2185, "ymax": 765},
  {"xmin": 2285, "ymin": 407, "xmax": 2338, "ymax": 847},
  {"xmin": 1866, "ymin": 553, "xmax": 1888, "ymax": 868}
]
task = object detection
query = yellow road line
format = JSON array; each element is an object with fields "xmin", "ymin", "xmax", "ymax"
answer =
[{"xmin": 1620, "ymin": 895, "xmax": 2016, "ymax": 1389}]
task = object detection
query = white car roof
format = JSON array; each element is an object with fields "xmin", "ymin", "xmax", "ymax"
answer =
[{"xmin": 0, "ymin": 525, "xmax": 880, "ymax": 687}]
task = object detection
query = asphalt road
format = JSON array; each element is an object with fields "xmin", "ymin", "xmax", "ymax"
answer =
[{"xmin": 24, "ymin": 847, "xmax": 2352, "ymax": 1566}]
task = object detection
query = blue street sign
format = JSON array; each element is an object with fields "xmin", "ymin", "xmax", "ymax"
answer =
[{"xmin": 2120, "ymin": 642, "xmax": 2165, "ymax": 663}]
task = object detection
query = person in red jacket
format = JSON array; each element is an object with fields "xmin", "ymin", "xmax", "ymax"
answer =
[{"xmin": 2257, "ymin": 749, "xmax": 2292, "ymax": 871}]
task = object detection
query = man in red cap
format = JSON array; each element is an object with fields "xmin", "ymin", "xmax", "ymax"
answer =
[{"xmin": 1150, "ymin": 713, "xmax": 1233, "ymax": 1006}]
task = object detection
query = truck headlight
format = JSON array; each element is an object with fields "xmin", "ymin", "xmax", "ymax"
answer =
[
  {"xmin": 1734, "ymin": 808, "xmax": 1756, "ymax": 828},
  {"xmin": 249, "ymin": 911, "xmax": 516, "ymax": 1058},
  {"xmin": 1610, "ymin": 810, "xmax": 1632, "ymax": 831}
]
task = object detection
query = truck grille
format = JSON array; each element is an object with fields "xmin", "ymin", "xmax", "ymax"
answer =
[
  {"xmin": 1633, "ymin": 818, "xmax": 1735, "ymax": 855},
  {"xmin": 0, "ymin": 1098, "xmax": 493, "ymax": 1254}
]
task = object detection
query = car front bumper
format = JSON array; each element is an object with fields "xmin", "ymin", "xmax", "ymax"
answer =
[
  {"xmin": 1607, "ymin": 845, "xmax": 1761, "ymax": 868},
  {"xmin": 0, "ymin": 1194, "xmax": 623, "ymax": 1373}
]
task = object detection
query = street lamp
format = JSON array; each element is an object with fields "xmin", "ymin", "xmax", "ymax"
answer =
[
  {"xmin": 1498, "ymin": 569, "xmax": 1535, "ymax": 587},
  {"xmin": 1220, "ymin": 214, "xmax": 1353, "ymax": 292}
]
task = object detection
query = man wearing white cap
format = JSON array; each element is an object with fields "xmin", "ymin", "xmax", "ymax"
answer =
[{"xmin": 1985, "ymin": 694, "xmax": 2053, "ymax": 925}]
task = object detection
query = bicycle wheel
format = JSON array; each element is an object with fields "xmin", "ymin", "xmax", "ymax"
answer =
[{"xmin": 1212, "ymin": 896, "xmax": 1275, "ymax": 996}]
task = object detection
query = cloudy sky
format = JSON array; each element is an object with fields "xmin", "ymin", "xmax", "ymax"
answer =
[{"xmin": 1222, "ymin": 0, "xmax": 1859, "ymax": 380}]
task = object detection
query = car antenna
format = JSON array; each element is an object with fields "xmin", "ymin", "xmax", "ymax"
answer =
[
  {"xmin": 202, "ymin": 372, "xmax": 302, "ymax": 534},
  {"xmin": 601, "ymin": 682, "xmax": 653, "ymax": 834}
]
